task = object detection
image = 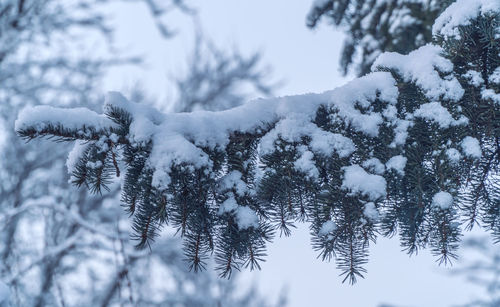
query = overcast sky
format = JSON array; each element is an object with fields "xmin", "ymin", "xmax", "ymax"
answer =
[{"xmin": 102, "ymin": 1, "xmax": 489, "ymax": 306}]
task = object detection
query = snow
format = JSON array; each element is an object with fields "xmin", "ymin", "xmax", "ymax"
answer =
[
  {"xmin": 150, "ymin": 133, "xmax": 212, "ymax": 188},
  {"xmin": 490, "ymin": 68, "xmax": 500, "ymax": 84},
  {"xmin": 218, "ymin": 196, "xmax": 259, "ymax": 230},
  {"xmin": 432, "ymin": 191, "xmax": 453, "ymax": 210},
  {"xmin": 326, "ymin": 72, "xmax": 398, "ymax": 137},
  {"xmin": 219, "ymin": 171, "xmax": 247, "ymax": 196},
  {"xmin": 341, "ymin": 165, "xmax": 387, "ymax": 201},
  {"xmin": 309, "ymin": 130, "xmax": 355, "ymax": 158},
  {"xmin": 15, "ymin": 105, "xmax": 116, "ymax": 134},
  {"xmin": 389, "ymin": 118, "xmax": 412, "ymax": 148},
  {"xmin": 129, "ymin": 115, "xmax": 158, "ymax": 144},
  {"xmin": 413, "ymin": 102, "xmax": 468, "ymax": 128},
  {"xmin": 385, "ymin": 155, "xmax": 407, "ymax": 176},
  {"xmin": 461, "ymin": 136, "xmax": 482, "ymax": 159},
  {"xmin": 363, "ymin": 202, "xmax": 380, "ymax": 222},
  {"xmin": 318, "ymin": 220, "xmax": 337, "ymax": 236},
  {"xmin": 218, "ymin": 195, "xmax": 238, "ymax": 215},
  {"xmin": 259, "ymin": 113, "xmax": 355, "ymax": 158},
  {"xmin": 115, "ymin": 71, "xmax": 396, "ymax": 150},
  {"xmin": 105, "ymin": 92, "xmax": 164, "ymax": 144},
  {"xmin": 109, "ymin": 133, "xmax": 119, "ymax": 143},
  {"xmin": 362, "ymin": 158, "xmax": 385, "ymax": 175},
  {"xmin": 179, "ymin": 79, "xmax": 367, "ymax": 148},
  {"xmin": 380, "ymin": 95, "xmax": 413, "ymax": 148},
  {"xmin": 16, "ymin": 76, "xmax": 397, "ymax": 194},
  {"xmin": 294, "ymin": 148, "xmax": 320, "ymax": 180},
  {"xmin": 373, "ymin": 45, "xmax": 464, "ymax": 102},
  {"xmin": 446, "ymin": 148, "xmax": 461, "ymax": 164},
  {"xmin": 463, "ymin": 70, "xmax": 484, "ymax": 87},
  {"xmin": 481, "ymin": 88, "xmax": 500, "ymax": 105},
  {"xmin": 86, "ymin": 160, "xmax": 103, "ymax": 169},
  {"xmin": 433, "ymin": 0, "xmax": 500, "ymax": 39},
  {"xmin": 234, "ymin": 206, "xmax": 259, "ymax": 230},
  {"xmin": 66, "ymin": 140, "xmax": 89, "ymax": 175},
  {"xmin": 105, "ymin": 92, "xmax": 164, "ymax": 125},
  {"xmin": 259, "ymin": 73, "xmax": 397, "ymax": 154}
]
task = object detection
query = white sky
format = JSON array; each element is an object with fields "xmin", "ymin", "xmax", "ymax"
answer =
[{"xmin": 102, "ymin": 1, "xmax": 489, "ymax": 306}]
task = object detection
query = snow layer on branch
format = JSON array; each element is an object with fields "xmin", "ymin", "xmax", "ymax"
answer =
[
  {"xmin": 20, "ymin": 72, "xmax": 397, "ymax": 153},
  {"xmin": 219, "ymin": 171, "xmax": 248, "ymax": 196},
  {"xmin": 433, "ymin": 0, "xmax": 500, "ymax": 39},
  {"xmin": 386, "ymin": 115, "xmax": 412, "ymax": 148},
  {"xmin": 463, "ymin": 70, "xmax": 484, "ymax": 87},
  {"xmin": 235, "ymin": 206, "xmax": 259, "ymax": 230},
  {"xmin": 446, "ymin": 148, "xmax": 461, "ymax": 164},
  {"xmin": 218, "ymin": 195, "xmax": 238, "ymax": 214},
  {"xmin": 17, "ymin": 71, "xmax": 399, "ymax": 191},
  {"xmin": 217, "ymin": 196, "xmax": 258, "ymax": 230},
  {"xmin": 66, "ymin": 140, "xmax": 89, "ymax": 175},
  {"xmin": 363, "ymin": 202, "xmax": 380, "ymax": 222},
  {"xmin": 386, "ymin": 155, "xmax": 407, "ymax": 176},
  {"xmin": 481, "ymin": 89, "xmax": 500, "ymax": 105},
  {"xmin": 490, "ymin": 68, "xmax": 500, "ymax": 84},
  {"xmin": 15, "ymin": 105, "xmax": 116, "ymax": 133},
  {"xmin": 102, "ymin": 73, "xmax": 396, "ymax": 189},
  {"xmin": 106, "ymin": 92, "xmax": 164, "ymax": 125},
  {"xmin": 373, "ymin": 45, "xmax": 464, "ymax": 101},
  {"xmin": 432, "ymin": 191, "xmax": 453, "ymax": 210},
  {"xmin": 294, "ymin": 148, "xmax": 320, "ymax": 180},
  {"xmin": 105, "ymin": 92, "xmax": 163, "ymax": 144},
  {"xmin": 150, "ymin": 133, "xmax": 212, "ymax": 188},
  {"xmin": 341, "ymin": 165, "xmax": 387, "ymax": 201},
  {"xmin": 260, "ymin": 113, "xmax": 355, "ymax": 157},
  {"xmin": 318, "ymin": 220, "xmax": 337, "ymax": 236},
  {"xmin": 362, "ymin": 158, "xmax": 385, "ymax": 175},
  {"xmin": 327, "ymin": 72, "xmax": 398, "ymax": 136},
  {"xmin": 461, "ymin": 136, "xmax": 482, "ymax": 159},
  {"xmin": 413, "ymin": 102, "xmax": 468, "ymax": 128}
]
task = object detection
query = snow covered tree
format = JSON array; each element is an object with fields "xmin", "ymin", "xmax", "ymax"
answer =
[
  {"xmin": 450, "ymin": 237, "xmax": 500, "ymax": 307},
  {"xmin": 307, "ymin": 0, "xmax": 454, "ymax": 75},
  {"xmin": 1, "ymin": 0, "xmax": 283, "ymax": 305},
  {"xmin": 175, "ymin": 34, "xmax": 274, "ymax": 112},
  {"xmin": 16, "ymin": 0, "xmax": 500, "ymax": 284}
]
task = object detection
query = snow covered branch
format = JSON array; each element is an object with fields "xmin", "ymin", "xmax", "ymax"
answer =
[{"xmin": 15, "ymin": 0, "xmax": 500, "ymax": 283}]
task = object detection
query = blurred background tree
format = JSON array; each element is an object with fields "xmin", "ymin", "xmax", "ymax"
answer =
[
  {"xmin": 378, "ymin": 236, "xmax": 500, "ymax": 307},
  {"xmin": 0, "ymin": 0, "xmax": 282, "ymax": 306},
  {"xmin": 451, "ymin": 237, "xmax": 500, "ymax": 307},
  {"xmin": 175, "ymin": 30, "xmax": 276, "ymax": 112}
]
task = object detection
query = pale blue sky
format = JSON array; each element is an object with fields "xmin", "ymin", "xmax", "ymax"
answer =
[{"xmin": 102, "ymin": 1, "xmax": 488, "ymax": 306}]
